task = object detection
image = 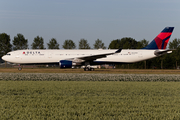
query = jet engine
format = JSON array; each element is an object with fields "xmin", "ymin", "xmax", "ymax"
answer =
[{"xmin": 59, "ymin": 60, "xmax": 72, "ymax": 68}]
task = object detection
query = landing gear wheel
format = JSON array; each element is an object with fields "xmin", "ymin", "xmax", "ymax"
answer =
[
  {"xmin": 90, "ymin": 68, "xmax": 94, "ymax": 71},
  {"xmin": 84, "ymin": 67, "xmax": 95, "ymax": 71},
  {"xmin": 84, "ymin": 67, "xmax": 89, "ymax": 71},
  {"xmin": 18, "ymin": 67, "xmax": 22, "ymax": 71}
]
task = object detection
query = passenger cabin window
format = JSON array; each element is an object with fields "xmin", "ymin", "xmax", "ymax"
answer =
[{"xmin": 6, "ymin": 53, "xmax": 11, "ymax": 55}]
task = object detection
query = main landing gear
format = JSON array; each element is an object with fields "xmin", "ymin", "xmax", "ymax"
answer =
[
  {"xmin": 84, "ymin": 67, "xmax": 95, "ymax": 71},
  {"xmin": 83, "ymin": 62, "xmax": 95, "ymax": 71}
]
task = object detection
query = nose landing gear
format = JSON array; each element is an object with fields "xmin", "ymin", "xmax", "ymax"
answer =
[{"xmin": 18, "ymin": 65, "xmax": 22, "ymax": 71}]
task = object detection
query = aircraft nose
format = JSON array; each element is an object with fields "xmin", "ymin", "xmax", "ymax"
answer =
[{"xmin": 2, "ymin": 55, "xmax": 6, "ymax": 61}]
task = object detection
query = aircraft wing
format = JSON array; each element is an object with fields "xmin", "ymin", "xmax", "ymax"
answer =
[{"xmin": 70, "ymin": 48, "xmax": 122, "ymax": 62}]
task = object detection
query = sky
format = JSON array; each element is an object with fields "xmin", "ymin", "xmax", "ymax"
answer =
[{"xmin": 1, "ymin": 0, "xmax": 180, "ymax": 49}]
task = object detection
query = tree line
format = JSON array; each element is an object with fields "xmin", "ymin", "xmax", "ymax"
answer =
[{"xmin": 0, "ymin": 33, "xmax": 180, "ymax": 69}]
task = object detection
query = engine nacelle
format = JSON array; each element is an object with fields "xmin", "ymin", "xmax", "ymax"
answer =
[{"xmin": 59, "ymin": 60, "xmax": 72, "ymax": 68}]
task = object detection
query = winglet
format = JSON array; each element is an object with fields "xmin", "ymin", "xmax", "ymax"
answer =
[{"xmin": 115, "ymin": 48, "xmax": 122, "ymax": 53}]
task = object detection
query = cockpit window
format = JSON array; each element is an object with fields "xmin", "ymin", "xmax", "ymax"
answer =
[{"xmin": 6, "ymin": 53, "xmax": 11, "ymax": 55}]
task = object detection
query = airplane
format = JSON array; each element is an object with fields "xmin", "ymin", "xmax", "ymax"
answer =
[{"xmin": 2, "ymin": 27, "xmax": 174, "ymax": 71}]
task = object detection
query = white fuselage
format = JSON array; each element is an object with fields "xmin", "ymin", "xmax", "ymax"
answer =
[{"xmin": 2, "ymin": 49, "xmax": 159, "ymax": 64}]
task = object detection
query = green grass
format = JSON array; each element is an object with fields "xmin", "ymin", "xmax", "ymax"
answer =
[{"xmin": 1, "ymin": 81, "xmax": 180, "ymax": 119}]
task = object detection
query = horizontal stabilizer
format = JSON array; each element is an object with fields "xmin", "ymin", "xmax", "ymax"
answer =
[{"xmin": 154, "ymin": 50, "xmax": 173, "ymax": 56}]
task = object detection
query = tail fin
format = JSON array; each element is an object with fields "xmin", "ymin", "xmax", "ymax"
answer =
[{"xmin": 143, "ymin": 27, "xmax": 174, "ymax": 49}]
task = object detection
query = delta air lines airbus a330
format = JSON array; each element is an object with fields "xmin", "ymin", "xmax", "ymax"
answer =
[{"xmin": 2, "ymin": 27, "xmax": 174, "ymax": 71}]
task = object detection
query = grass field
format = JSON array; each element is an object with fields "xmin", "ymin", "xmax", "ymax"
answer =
[
  {"xmin": 1, "ymin": 81, "xmax": 180, "ymax": 119},
  {"xmin": 1, "ymin": 68, "xmax": 180, "ymax": 74},
  {"xmin": 0, "ymin": 73, "xmax": 180, "ymax": 81},
  {"xmin": 0, "ymin": 69, "xmax": 180, "ymax": 119}
]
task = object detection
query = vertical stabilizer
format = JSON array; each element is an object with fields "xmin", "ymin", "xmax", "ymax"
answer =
[{"xmin": 143, "ymin": 27, "xmax": 174, "ymax": 49}]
